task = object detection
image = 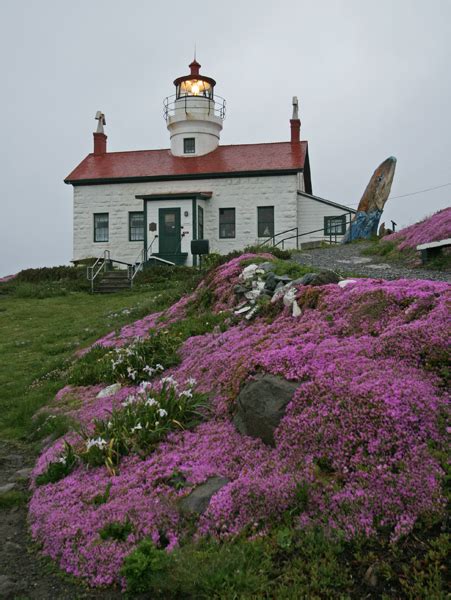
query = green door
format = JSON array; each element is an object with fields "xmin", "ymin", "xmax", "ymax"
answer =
[{"xmin": 159, "ymin": 208, "xmax": 181, "ymax": 256}]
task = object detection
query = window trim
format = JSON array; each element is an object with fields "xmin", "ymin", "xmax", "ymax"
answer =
[
  {"xmin": 257, "ymin": 205, "xmax": 275, "ymax": 238},
  {"xmin": 219, "ymin": 207, "xmax": 236, "ymax": 239},
  {"xmin": 183, "ymin": 137, "xmax": 196, "ymax": 154},
  {"xmin": 128, "ymin": 211, "xmax": 145, "ymax": 242},
  {"xmin": 93, "ymin": 212, "xmax": 109, "ymax": 243},
  {"xmin": 324, "ymin": 215, "xmax": 347, "ymax": 236}
]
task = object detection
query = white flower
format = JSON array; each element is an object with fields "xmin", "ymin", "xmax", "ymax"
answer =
[
  {"xmin": 143, "ymin": 365, "xmax": 155, "ymax": 376},
  {"xmin": 140, "ymin": 381, "xmax": 153, "ymax": 391},
  {"xmin": 86, "ymin": 437, "xmax": 107, "ymax": 451},
  {"xmin": 58, "ymin": 456, "xmax": 67, "ymax": 465},
  {"xmin": 131, "ymin": 422, "xmax": 143, "ymax": 433},
  {"xmin": 155, "ymin": 364, "xmax": 164, "ymax": 371},
  {"xmin": 122, "ymin": 395, "xmax": 136, "ymax": 407},
  {"xmin": 179, "ymin": 389, "xmax": 193, "ymax": 399},
  {"xmin": 157, "ymin": 408, "xmax": 168, "ymax": 418},
  {"xmin": 161, "ymin": 376, "xmax": 178, "ymax": 387},
  {"xmin": 145, "ymin": 397, "xmax": 158, "ymax": 407},
  {"xmin": 185, "ymin": 377, "xmax": 197, "ymax": 387},
  {"xmin": 107, "ymin": 421, "xmax": 113, "ymax": 429},
  {"xmin": 127, "ymin": 367, "xmax": 137, "ymax": 381}
]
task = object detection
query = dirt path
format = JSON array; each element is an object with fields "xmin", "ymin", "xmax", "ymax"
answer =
[
  {"xmin": 0, "ymin": 441, "xmax": 122, "ymax": 600},
  {"xmin": 292, "ymin": 242, "xmax": 451, "ymax": 282}
]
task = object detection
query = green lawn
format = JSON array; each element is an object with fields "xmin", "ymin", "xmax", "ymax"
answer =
[{"xmin": 0, "ymin": 281, "xmax": 194, "ymax": 441}]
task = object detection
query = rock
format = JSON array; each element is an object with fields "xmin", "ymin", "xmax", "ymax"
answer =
[
  {"xmin": 179, "ymin": 476, "xmax": 229, "ymax": 515},
  {"xmin": 364, "ymin": 564, "xmax": 378, "ymax": 588},
  {"xmin": 300, "ymin": 271, "xmax": 340, "ymax": 286},
  {"xmin": 241, "ymin": 264, "xmax": 259, "ymax": 280},
  {"xmin": 3, "ymin": 541, "xmax": 22, "ymax": 553},
  {"xmin": 13, "ymin": 467, "xmax": 33, "ymax": 481},
  {"xmin": 292, "ymin": 300, "xmax": 302, "ymax": 317},
  {"xmin": 233, "ymin": 284, "xmax": 248, "ymax": 296},
  {"xmin": 234, "ymin": 305, "xmax": 252, "ymax": 315},
  {"xmin": 274, "ymin": 275, "xmax": 292, "ymax": 284},
  {"xmin": 283, "ymin": 288, "xmax": 297, "ymax": 307},
  {"xmin": 234, "ymin": 374, "xmax": 299, "ymax": 446},
  {"xmin": 0, "ymin": 575, "xmax": 16, "ymax": 597},
  {"xmin": 96, "ymin": 383, "xmax": 121, "ymax": 398},
  {"xmin": 257, "ymin": 262, "xmax": 274, "ymax": 272},
  {"xmin": 338, "ymin": 279, "xmax": 357, "ymax": 288},
  {"xmin": 263, "ymin": 272, "xmax": 277, "ymax": 292},
  {"xmin": 0, "ymin": 483, "xmax": 16, "ymax": 495}
]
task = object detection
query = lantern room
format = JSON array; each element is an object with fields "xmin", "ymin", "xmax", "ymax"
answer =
[
  {"xmin": 174, "ymin": 60, "xmax": 216, "ymax": 99},
  {"xmin": 164, "ymin": 59, "xmax": 226, "ymax": 157}
]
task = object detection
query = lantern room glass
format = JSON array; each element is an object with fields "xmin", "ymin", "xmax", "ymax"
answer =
[{"xmin": 176, "ymin": 79, "xmax": 213, "ymax": 99}]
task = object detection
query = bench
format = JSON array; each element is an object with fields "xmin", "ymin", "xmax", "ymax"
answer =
[{"xmin": 416, "ymin": 238, "xmax": 451, "ymax": 263}]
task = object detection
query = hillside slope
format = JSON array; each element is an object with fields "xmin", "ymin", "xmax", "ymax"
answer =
[{"xmin": 28, "ymin": 255, "xmax": 450, "ymax": 594}]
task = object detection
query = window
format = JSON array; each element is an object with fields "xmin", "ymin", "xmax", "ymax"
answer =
[
  {"xmin": 257, "ymin": 206, "xmax": 274, "ymax": 238},
  {"xmin": 94, "ymin": 213, "xmax": 109, "ymax": 242},
  {"xmin": 324, "ymin": 215, "xmax": 347, "ymax": 236},
  {"xmin": 184, "ymin": 138, "xmax": 195, "ymax": 154},
  {"xmin": 219, "ymin": 208, "xmax": 235, "ymax": 238},
  {"xmin": 198, "ymin": 206, "xmax": 204, "ymax": 239},
  {"xmin": 129, "ymin": 211, "xmax": 144, "ymax": 241}
]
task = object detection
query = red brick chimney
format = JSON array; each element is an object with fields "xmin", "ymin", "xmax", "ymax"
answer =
[
  {"xmin": 290, "ymin": 96, "xmax": 301, "ymax": 143},
  {"xmin": 93, "ymin": 132, "xmax": 107, "ymax": 155}
]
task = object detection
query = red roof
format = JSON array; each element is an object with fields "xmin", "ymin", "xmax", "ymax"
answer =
[{"xmin": 64, "ymin": 141, "xmax": 308, "ymax": 184}]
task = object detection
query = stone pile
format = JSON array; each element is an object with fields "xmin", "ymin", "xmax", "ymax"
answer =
[{"xmin": 232, "ymin": 262, "xmax": 344, "ymax": 319}]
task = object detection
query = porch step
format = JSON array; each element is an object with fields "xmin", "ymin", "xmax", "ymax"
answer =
[{"xmin": 94, "ymin": 270, "xmax": 131, "ymax": 293}]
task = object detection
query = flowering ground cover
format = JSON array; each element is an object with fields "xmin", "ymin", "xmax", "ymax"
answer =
[
  {"xmin": 385, "ymin": 206, "xmax": 451, "ymax": 249},
  {"xmin": 363, "ymin": 207, "xmax": 451, "ymax": 271},
  {"xmin": 27, "ymin": 254, "xmax": 450, "ymax": 594}
]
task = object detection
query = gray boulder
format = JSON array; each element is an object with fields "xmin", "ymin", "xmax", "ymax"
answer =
[
  {"xmin": 234, "ymin": 374, "xmax": 299, "ymax": 446},
  {"xmin": 257, "ymin": 262, "xmax": 275, "ymax": 272},
  {"xmin": 300, "ymin": 270, "xmax": 340, "ymax": 286},
  {"xmin": 179, "ymin": 476, "xmax": 229, "ymax": 515}
]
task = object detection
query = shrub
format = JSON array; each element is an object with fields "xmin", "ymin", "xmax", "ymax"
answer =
[{"xmin": 121, "ymin": 537, "xmax": 272, "ymax": 598}]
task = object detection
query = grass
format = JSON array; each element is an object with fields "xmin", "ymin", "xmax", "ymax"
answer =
[
  {"xmin": 121, "ymin": 518, "xmax": 449, "ymax": 599},
  {"xmin": 0, "ymin": 268, "xmax": 201, "ymax": 442},
  {"xmin": 0, "ymin": 489, "xmax": 29, "ymax": 509}
]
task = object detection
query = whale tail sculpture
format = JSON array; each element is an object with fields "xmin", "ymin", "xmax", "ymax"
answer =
[{"xmin": 342, "ymin": 157, "xmax": 397, "ymax": 243}]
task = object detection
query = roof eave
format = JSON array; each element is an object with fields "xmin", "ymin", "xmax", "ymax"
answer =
[
  {"xmin": 297, "ymin": 191, "xmax": 357, "ymax": 214},
  {"xmin": 65, "ymin": 168, "xmax": 304, "ymax": 186}
]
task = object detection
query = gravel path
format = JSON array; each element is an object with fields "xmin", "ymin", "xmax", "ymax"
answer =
[
  {"xmin": 292, "ymin": 242, "xmax": 451, "ymax": 282},
  {"xmin": 0, "ymin": 441, "xmax": 123, "ymax": 600}
]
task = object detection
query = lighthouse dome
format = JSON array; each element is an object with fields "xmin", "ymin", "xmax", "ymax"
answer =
[{"xmin": 164, "ymin": 60, "xmax": 226, "ymax": 157}]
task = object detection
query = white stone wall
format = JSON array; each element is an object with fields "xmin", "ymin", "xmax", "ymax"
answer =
[
  {"xmin": 72, "ymin": 174, "xmax": 300, "ymax": 266},
  {"xmin": 297, "ymin": 193, "xmax": 354, "ymax": 243}
]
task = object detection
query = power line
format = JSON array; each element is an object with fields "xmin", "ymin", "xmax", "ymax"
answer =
[
  {"xmin": 343, "ymin": 181, "xmax": 451, "ymax": 208},
  {"xmin": 389, "ymin": 182, "xmax": 451, "ymax": 199}
]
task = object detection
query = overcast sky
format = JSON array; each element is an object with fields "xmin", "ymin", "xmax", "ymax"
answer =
[{"xmin": 1, "ymin": 0, "xmax": 450, "ymax": 276}]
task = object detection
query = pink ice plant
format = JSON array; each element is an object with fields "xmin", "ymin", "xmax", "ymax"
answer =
[
  {"xmin": 29, "ymin": 255, "xmax": 450, "ymax": 587},
  {"xmin": 385, "ymin": 206, "xmax": 451, "ymax": 249}
]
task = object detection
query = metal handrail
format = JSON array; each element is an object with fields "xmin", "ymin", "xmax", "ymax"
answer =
[
  {"xmin": 87, "ymin": 250, "xmax": 111, "ymax": 293},
  {"xmin": 163, "ymin": 93, "xmax": 226, "ymax": 122},
  {"xmin": 259, "ymin": 227, "xmax": 299, "ymax": 249},
  {"xmin": 128, "ymin": 235, "xmax": 178, "ymax": 287},
  {"xmin": 259, "ymin": 213, "xmax": 354, "ymax": 251}
]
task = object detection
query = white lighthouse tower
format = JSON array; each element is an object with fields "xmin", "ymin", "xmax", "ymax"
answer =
[{"xmin": 164, "ymin": 59, "xmax": 226, "ymax": 157}]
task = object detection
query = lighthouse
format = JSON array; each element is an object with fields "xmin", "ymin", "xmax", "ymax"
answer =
[{"xmin": 164, "ymin": 59, "xmax": 226, "ymax": 157}]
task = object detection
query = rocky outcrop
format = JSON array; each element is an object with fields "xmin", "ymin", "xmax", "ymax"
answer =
[
  {"xmin": 234, "ymin": 374, "xmax": 299, "ymax": 446},
  {"xmin": 179, "ymin": 476, "xmax": 229, "ymax": 515}
]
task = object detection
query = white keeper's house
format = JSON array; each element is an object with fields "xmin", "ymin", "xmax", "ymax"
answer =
[{"xmin": 65, "ymin": 59, "xmax": 355, "ymax": 267}]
